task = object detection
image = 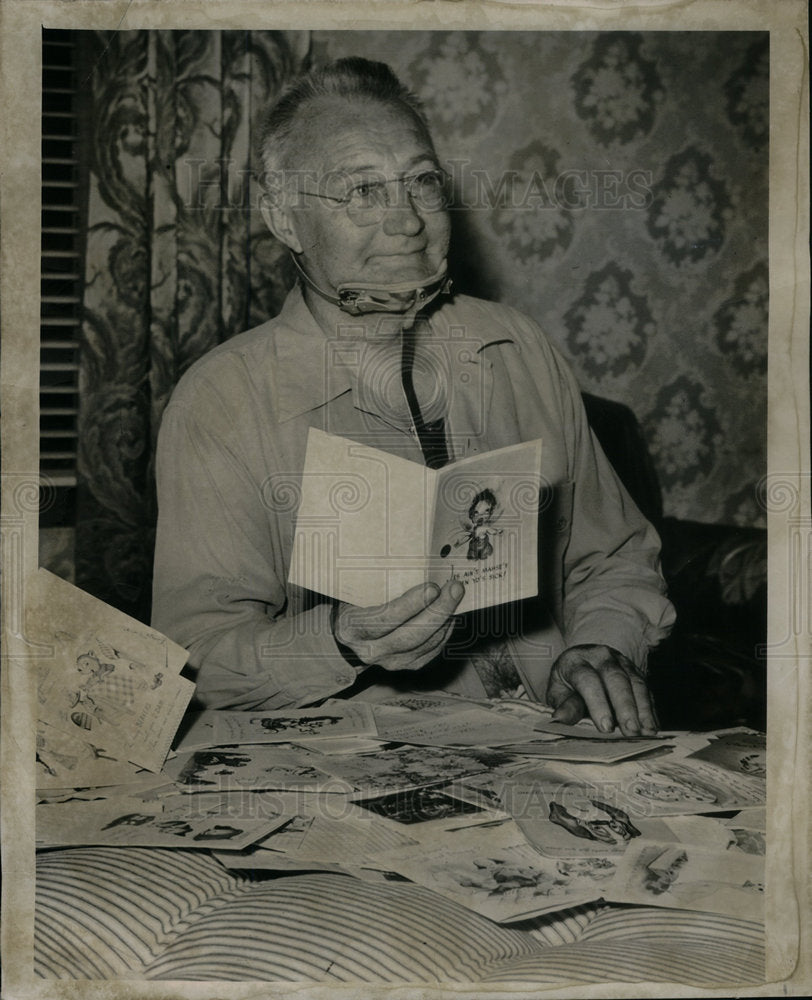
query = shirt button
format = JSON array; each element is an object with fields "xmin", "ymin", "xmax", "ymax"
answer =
[{"xmin": 556, "ymin": 516, "xmax": 569, "ymax": 531}]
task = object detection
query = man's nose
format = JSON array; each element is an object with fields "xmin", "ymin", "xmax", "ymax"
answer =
[{"xmin": 380, "ymin": 191, "xmax": 425, "ymax": 237}]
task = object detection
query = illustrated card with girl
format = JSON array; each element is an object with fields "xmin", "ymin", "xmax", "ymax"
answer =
[
  {"xmin": 291, "ymin": 430, "xmax": 542, "ymax": 614},
  {"xmin": 31, "ymin": 569, "xmax": 194, "ymax": 773},
  {"xmin": 427, "ymin": 439, "xmax": 543, "ymax": 614}
]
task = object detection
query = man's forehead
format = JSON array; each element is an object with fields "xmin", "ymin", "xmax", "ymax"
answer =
[{"xmin": 289, "ymin": 95, "xmax": 436, "ymax": 175}]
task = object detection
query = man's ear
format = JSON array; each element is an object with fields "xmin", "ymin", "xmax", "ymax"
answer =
[{"xmin": 260, "ymin": 192, "xmax": 303, "ymax": 255}]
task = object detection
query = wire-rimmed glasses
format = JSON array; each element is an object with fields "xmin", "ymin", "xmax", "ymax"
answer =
[{"xmin": 299, "ymin": 168, "xmax": 451, "ymax": 226}]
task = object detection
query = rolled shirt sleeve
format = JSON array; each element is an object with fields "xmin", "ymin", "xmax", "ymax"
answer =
[
  {"xmin": 511, "ymin": 307, "xmax": 675, "ymax": 670},
  {"xmin": 152, "ymin": 397, "xmax": 358, "ymax": 710},
  {"xmin": 557, "ymin": 358, "xmax": 675, "ymax": 669}
]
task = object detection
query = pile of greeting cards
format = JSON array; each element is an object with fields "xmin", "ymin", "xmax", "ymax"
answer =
[{"xmin": 33, "ymin": 569, "xmax": 766, "ymax": 925}]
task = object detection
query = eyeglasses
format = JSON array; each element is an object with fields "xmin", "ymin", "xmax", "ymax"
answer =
[{"xmin": 299, "ymin": 169, "xmax": 451, "ymax": 225}]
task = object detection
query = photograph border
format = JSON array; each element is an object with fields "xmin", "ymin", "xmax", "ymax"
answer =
[{"xmin": 2, "ymin": 1, "xmax": 809, "ymax": 997}]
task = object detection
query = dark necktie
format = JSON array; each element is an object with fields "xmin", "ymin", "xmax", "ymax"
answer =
[
  {"xmin": 400, "ymin": 332, "xmax": 449, "ymax": 469},
  {"xmin": 401, "ymin": 331, "xmax": 524, "ymax": 698}
]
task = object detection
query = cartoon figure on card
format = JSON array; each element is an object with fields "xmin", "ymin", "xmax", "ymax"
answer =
[
  {"xmin": 739, "ymin": 752, "xmax": 766, "ymax": 777},
  {"xmin": 249, "ymin": 714, "xmax": 343, "ymax": 735},
  {"xmin": 556, "ymin": 857, "xmax": 615, "ymax": 882},
  {"xmin": 87, "ymin": 637, "xmax": 164, "ymax": 690},
  {"xmin": 642, "ymin": 848, "xmax": 688, "ymax": 895},
  {"xmin": 633, "ymin": 771, "xmax": 717, "ymax": 805},
  {"xmin": 67, "ymin": 653, "xmax": 135, "ymax": 728},
  {"xmin": 69, "ymin": 648, "xmax": 162, "ymax": 728},
  {"xmin": 193, "ymin": 825, "xmax": 244, "ymax": 841},
  {"xmin": 458, "ymin": 858, "xmax": 565, "ymax": 898},
  {"xmin": 154, "ymin": 820, "xmax": 195, "ymax": 837},
  {"xmin": 177, "ymin": 750, "xmax": 254, "ymax": 786},
  {"xmin": 440, "ymin": 487, "xmax": 502, "ymax": 561},
  {"xmin": 549, "ymin": 799, "xmax": 641, "ymax": 846},
  {"xmin": 101, "ymin": 813, "xmax": 156, "ymax": 830}
]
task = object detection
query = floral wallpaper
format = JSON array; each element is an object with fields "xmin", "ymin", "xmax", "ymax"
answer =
[{"xmin": 312, "ymin": 30, "xmax": 769, "ymax": 528}]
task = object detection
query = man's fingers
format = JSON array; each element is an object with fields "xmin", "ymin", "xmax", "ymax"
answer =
[
  {"xmin": 336, "ymin": 579, "xmax": 464, "ymax": 668},
  {"xmin": 371, "ymin": 579, "xmax": 464, "ymax": 658},
  {"xmin": 628, "ymin": 672, "xmax": 658, "ymax": 734},
  {"xmin": 340, "ymin": 582, "xmax": 441, "ymax": 642},
  {"xmin": 566, "ymin": 663, "xmax": 618, "ymax": 733},
  {"xmin": 376, "ymin": 614, "xmax": 455, "ymax": 667},
  {"xmin": 593, "ymin": 663, "xmax": 645, "ymax": 736},
  {"xmin": 548, "ymin": 645, "xmax": 662, "ymax": 736},
  {"xmin": 550, "ymin": 691, "xmax": 587, "ymax": 726},
  {"xmin": 649, "ymin": 696, "xmax": 661, "ymax": 732},
  {"xmin": 386, "ymin": 578, "xmax": 464, "ymax": 644},
  {"xmin": 597, "ymin": 660, "xmax": 660, "ymax": 735},
  {"xmin": 379, "ymin": 617, "xmax": 458, "ymax": 673},
  {"xmin": 547, "ymin": 652, "xmax": 615, "ymax": 732},
  {"xmin": 548, "ymin": 656, "xmax": 624, "ymax": 734}
]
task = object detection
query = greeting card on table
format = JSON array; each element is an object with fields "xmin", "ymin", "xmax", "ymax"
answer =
[
  {"xmin": 289, "ymin": 429, "xmax": 543, "ymax": 614},
  {"xmin": 28, "ymin": 568, "xmax": 194, "ymax": 774}
]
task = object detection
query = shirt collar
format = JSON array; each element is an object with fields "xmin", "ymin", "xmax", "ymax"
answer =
[
  {"xmin": 271, "ymin": 284, "xmax": 442, "ymax": 429},
  {"xmin": 270, "ymin": 284, "xmax": 508, "ymax": 440},
  {"xmin": 271, "ymin": 283, "xmax": 355, "ymax": 424}
]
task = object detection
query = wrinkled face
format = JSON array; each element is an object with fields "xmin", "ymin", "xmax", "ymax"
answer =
[{"xmin": 273, "ymin": 97, "xmax": 451, "ymax": 294}]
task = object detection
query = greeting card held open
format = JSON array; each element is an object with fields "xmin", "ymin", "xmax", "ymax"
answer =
[{"xmin": 289, "ymin": 429, "xmax": 543, "ymax": 614}]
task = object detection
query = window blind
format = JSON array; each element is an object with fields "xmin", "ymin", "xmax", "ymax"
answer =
[{"xmin": 40, "ymin": 29, "xmax": 85, "ymax": 495}]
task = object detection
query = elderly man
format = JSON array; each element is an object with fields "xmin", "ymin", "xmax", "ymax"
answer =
[{"xmin": 152, "ymin": 57, "xmax": 675, "ymax": 736}]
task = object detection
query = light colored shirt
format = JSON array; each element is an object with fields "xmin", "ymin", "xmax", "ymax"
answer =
[{"xmin": 152, "ymin": 285, "xmax": 675, "ymax": 709}]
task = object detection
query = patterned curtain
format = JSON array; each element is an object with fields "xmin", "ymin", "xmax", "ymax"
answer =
[{"xmin": 75, "ymin": 30, "xmax": 309, "ymax": 619}]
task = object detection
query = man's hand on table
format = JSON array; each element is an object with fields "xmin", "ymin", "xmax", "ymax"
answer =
[
  {"xmin": 546, "ymin": 643, "xmax": 658, "ymax": 737},
  {"xmin": 332, "ymin": 580, "xmax": 465, "ymax": 673}
]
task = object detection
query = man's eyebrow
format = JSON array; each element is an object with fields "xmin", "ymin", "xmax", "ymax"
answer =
[
  {"xmin": 329, "ymin": 154, "xmax": 440, "ymax": 176},
  {"xmin": 401, "ymin": 153, "xmax": 440, "ymax": 171}
]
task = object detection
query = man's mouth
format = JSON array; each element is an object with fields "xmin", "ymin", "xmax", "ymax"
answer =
[{"xmin": 371, "ymin": 244, "xmax": 429, "ymax": 260}]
